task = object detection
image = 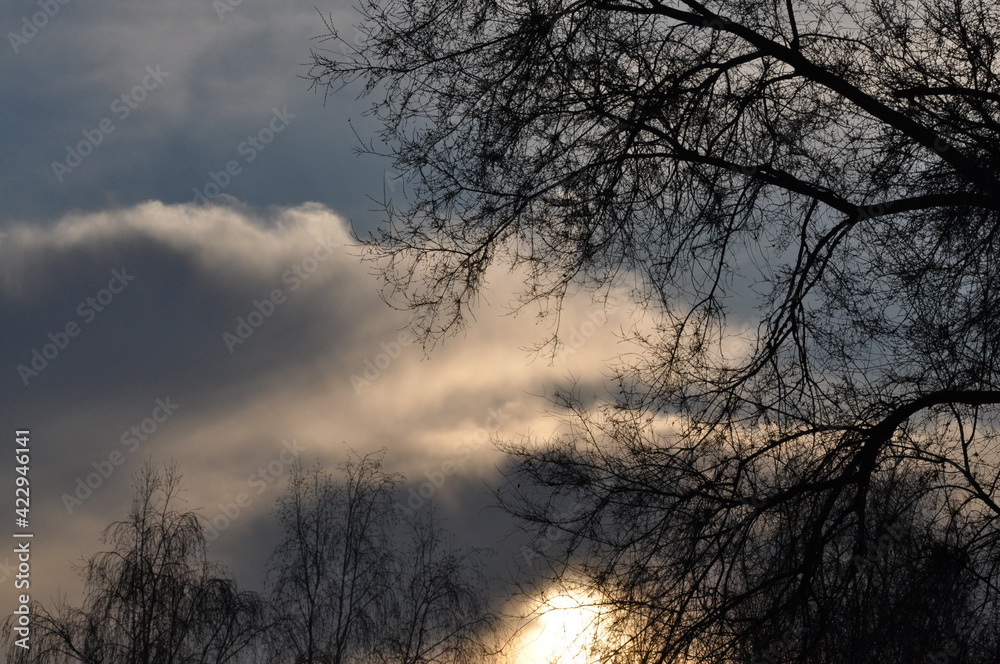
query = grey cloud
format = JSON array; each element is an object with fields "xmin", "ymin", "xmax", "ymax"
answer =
[
  {"xmin": 0, "ymin": 201, "xmax": 634, "ymax": 619},
  {"xmin": 1, "ymin": 0, "xmax": 388, "ymax": 228}
]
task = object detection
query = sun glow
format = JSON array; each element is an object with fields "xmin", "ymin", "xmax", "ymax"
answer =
[{"xmin": 516, "ymin": 591, "xmax": 608, "ymax": 664}]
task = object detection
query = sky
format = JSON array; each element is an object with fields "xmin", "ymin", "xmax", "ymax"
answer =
[{"xmin": 0, "ymin": 0, "xmax": 641, "ymax": 655}]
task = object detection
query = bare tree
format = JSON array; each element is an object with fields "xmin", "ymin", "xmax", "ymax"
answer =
[
  {"xmin": 308, "ymin": 0, "xmax": 1000, "ymax": 660},
  {"xmin": 266, "ymin": 451, "xmax": 494, "ymax": 664},
  {"xmin": 4, "ymin": 463, "xmax": 265, "ymax": 664},
  {"xmin": 497, "ymin": 394, "xmax": 1000, "ymax": 663},
  {"xmin": 266, "ymin": 454, "xmax": 397, "ymax": 664},
  {"xmin": 372, "ymin": 506, "xmax": 495, "ymax": 664}
]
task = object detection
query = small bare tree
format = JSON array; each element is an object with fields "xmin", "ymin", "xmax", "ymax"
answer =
[
  {"xmin": 267, "ymin": 453, "xmax": 397, "ymax": 664},
  {"xmin": 373, "ymin": 506, "xmax": 495, "ymax": 664},
  {"xmin": 266, "ymin": 451, "xmax": 494, "ymax": 664},
  {"xmin": 4, "ymin": 463, "xmax": 265, "ymax": 664}
]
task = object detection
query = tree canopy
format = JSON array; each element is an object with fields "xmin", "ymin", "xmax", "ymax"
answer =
[
  {"xmin": 266, "ymin": 452, "xmax": 494, "ymax": 664},
  {"xmin": 310, "ymin": 0, "xmax": 1000, "ymax": 661},
  {"xmin": 4, "ymin": 465, "xmax": 266, "ymax": 664}
]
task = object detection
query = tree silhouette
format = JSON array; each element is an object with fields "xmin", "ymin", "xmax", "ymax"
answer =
[
  {"xmin": 266, "ymin": 455, "xmax": 396, "ymax": 664},
  {"xmin": 4, "ymin": 463, "xmax": 266, "ymax": 664},
  {"xmin": 372, "ymin": 507, "xmax": 496, "ymax": 664},
  {"xmin": 265, "ymin": 451, "xmax": 494, "ymax": 664},
  {"xmin": 308, "ymin": 0, "xmax": 1000, "ymax": 659}
]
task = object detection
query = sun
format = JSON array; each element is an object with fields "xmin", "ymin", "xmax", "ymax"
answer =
[{"xmin": 515, "ymin": 590, "xmax": 607, "ymax": 664}]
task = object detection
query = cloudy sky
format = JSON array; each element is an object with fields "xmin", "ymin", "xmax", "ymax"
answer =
[{"xmin": 0, "ymin": 0, "xmax": 640, "ymax": 653}]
